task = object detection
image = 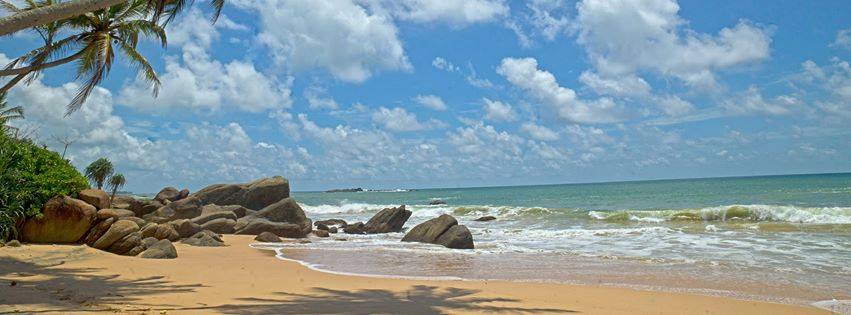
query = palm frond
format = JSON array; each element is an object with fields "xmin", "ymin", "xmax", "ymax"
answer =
[{"xmin": 116, "ymin": 37, "xmax": 160, "ymax": 96}]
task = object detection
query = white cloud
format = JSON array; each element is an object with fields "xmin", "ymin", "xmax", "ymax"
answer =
[
  {"xmin": 832, "ymin": 27, "xmax": 851, "ymax": 50},
  {"xmin": 371, "ymin": 107, "xmax": 446, "ymax": 131},
  {"xmin": 798, "ymin": 58, "xmax": 851, "ymax": 119},
  {"xmin": 305, "ymin": 86, "xmax": 339, "ymax": 110},
  {"xmin": 384, "ymin": 0, "xmax": 509, "ymax": 26},
  {"xmin": 579, "ymin": 71, "xmax": 651, "ymax": 97},
  {"xmin": 414, "ymin": 94, "xmax": 447, "ymax": 111},
  {"xmin": 721, "ymin": 86, "xmax": 794, "ymax": 116},
  {"xmin": 432, "ymin": 57, "xmax": 459, "ymax": 72},
  {"xmin": 657, "ymin": 95, "xmax": 695, "ymax": 117},
  {"xmin": 482, "ymin": 98, "xmax": 517, "ymax": 122},
  {"xmin": 242, "ymin": 0, "xmax": 410, "ymax": 83},
  {"xmin": 521, "ymin": 122, "xmax": 559, "ymax": 141},
  {"xmin": 497, "ymin": 57, "xmax": 627, "ymax": 124},
  {"xmin": 575, "ymin": 0, "xmax": 771, "ymax": 89}
]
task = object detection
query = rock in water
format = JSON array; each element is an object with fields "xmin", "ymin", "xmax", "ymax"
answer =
[
  {"xmin": 313, "ymin": 230, "xmax": 330, "ymax": 237},
  {"xmin": 182, "ymin": 230, "xmax": 225, "ymax": 247},
  {"xmin": 92, "ymin": 220, "xmax": 140, "ymax": 250},
  {"xmin": 315, "ymin": 219, "xmax": 347, "ymax": 228},
  {"xmin": 401, "ymin": 214, "xmax": 457, "ymax": 243},
  {"xmin": 429, "ymin": 199, "xmax": 447, "ymax": 205},
  {"xmin": 233, "ymin": 197, "xmax": 312, "ymax": 238},
  {"xmin": 78, "ymin": 189, "xmax": 111, "ymax": 210},
  {"xmin": 474, "ymin": 216, "xmax": 496, "ymax": 222},
  {"xmin": 192, "ymin": 176, "xmax": 290, "ymax": 210},
  {"xmin": 154, "ymin": 187, "xmax": 180, "ymax": 203},
  {"xmin": 435, "ymin": 225, "xmax": 474, "ymax": 249},
  {"xmin": 235, "ymin": 219, "xmax": 309, "ymax": 238},
  {"xmin": 343, "ymin": 222, "xmax": 366, "ymax": 234},
  {"xmin": 363, "ymin": 205, "xmax": 412, "ymax": 234},
  {"xmin": 148, "ymin": 197, "xmax": 202, "ymax": 222},
  {"xmin": 139, "ymin": 239, "xmax": 177, "ymax": 259},
  {"xmin": 22, "ymin": 196, "xmax": 97, "ymax": 243},
  {"xmin": 402, "ymin": 214, "xmax": 474, "ymax": 249},
  {"xmin": 254, "ymin": 232, "xmax": 282, "ymax": 242}
]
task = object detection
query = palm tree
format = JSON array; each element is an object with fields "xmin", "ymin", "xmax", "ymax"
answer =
[
  {"xmin": 1, "ymin": 0, "xmax": 167, "ymax": 114},
  {"xmin": 84, "ymin": 157, "xmax": 113, "ymax": 189},
  {"xmin": 0, "ymin": 93, "xmax": 24, "ymax": 135},
  {"xmin": 107, "ymin": 173, "xmax": 125, "ymax": 203}
]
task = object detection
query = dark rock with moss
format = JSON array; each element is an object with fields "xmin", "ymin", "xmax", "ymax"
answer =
[
  {"xmin": 22, "ymin": 196, "xmax": 97, "ymax": 244},
  {"xmin": 78, "ymin": 189, "xmax": 111, "ymax": 210},
  {"xmin": 402, "ymin": 214, "xmax": 474, "ymax": 249},
  {"xmin": 254, "ymin": 232, "xmax": 282, "ymax": 242},
  {"xmin": 139, "ymin": 239, "xmax": 177, "ymax": 259},
  {"xmin": 192, "ymin": 176, "xmax": 289, "ymax": 210},
  {"xmin": 364, "ymin": 205, "xmax": 411, "ymax": 234}
]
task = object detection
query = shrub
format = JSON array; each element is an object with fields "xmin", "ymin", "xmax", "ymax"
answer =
[{"xmin": 0, "ymin": 133, "xmax": 89, "ymax": 240}]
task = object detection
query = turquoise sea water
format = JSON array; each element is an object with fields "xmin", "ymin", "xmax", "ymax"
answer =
[{"xmin": 261, "ymin": 173, "xmax": 851, "ymax": 306}]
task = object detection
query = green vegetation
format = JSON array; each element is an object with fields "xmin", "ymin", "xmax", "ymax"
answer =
[
  {"xmin": 108, "ymin": 173, "xmax": 126, "ymax": 203},
  {"xmin": 85, "ymin": 158, "xmax": 114, "ymax": 190},
  {"xmin": 0, "ymin": 133, "xmax": 89, "ymax": 240},
  {"xmin": 0, "ymin": 93, "xmax": 23, "ymax": 135}
]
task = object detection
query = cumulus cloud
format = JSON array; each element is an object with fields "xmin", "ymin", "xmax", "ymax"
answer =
[
  {"xmin": 497, "ymin": 57, "xmax": 627, "ymax": 124},
  {"xmin": 414, "ymin": 94, "xmax": 447, "ymax": 111},
  {"xmin": 372, "ymin": 107, "xmax": 446, "ymax": 131},
  {"xmin": 432, "ymin": 57, "xmax": 459, "ymax": 72},
  {"xmin": 383, "ymin": 0, "xmax": 509, "ymax": 26},
  {"xmin": 305, "ymin": 86, "xmax": 339, "ymax": 110},
  {"xmin": 521, "ymin": 122, "xmax": 559, "ymax": 141},
  {"xmin": 482, "ymin": 98, "xmax": 517, "ymax": 122},
  {"xmin": 798, "ymin": 58, "xmax": 851, "ymax": 119},
  {"xmin": 575, "ymin": 0, "xmax": 771, "ymax": 89},
  {"xmin": 832, "ymin": 27, "xmax": 851, "ymax": 50},
  {"xmin": 579, "ymin": 71, "xmax": 651, "ymax": 98},
  {"xmin": 721, "ymin": 86, "xmax": 795, "ymax": 116},
  {"xmin": 657, "ymin": 95, "xmax": 695, "ymax": 117}
]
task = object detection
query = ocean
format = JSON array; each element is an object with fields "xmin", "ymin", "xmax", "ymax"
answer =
[{"xmin": 257, "ymin": 173, "xmax": 851, "ymax": 307}]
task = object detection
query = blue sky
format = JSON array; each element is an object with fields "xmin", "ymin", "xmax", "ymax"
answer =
[{"xmin": 2, "ymin": 0, "xmax": 850, "ymax": 192}]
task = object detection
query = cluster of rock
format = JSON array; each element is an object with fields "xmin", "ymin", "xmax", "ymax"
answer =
[{"xmin": 18, "ymin": 176, "xmax": 316, "ymax": 258}]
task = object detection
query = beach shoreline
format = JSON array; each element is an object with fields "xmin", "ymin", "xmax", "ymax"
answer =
[{"xmin": 0, "ymin": 235, "xmax": 834, "ymax": 314}]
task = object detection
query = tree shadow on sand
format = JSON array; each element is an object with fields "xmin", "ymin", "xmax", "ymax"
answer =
[
  {"xmin": 0, "ymin": 247, "xmax": 202, "ymax": 313},
  {"xmin": 174, "ymin": 285, "xmax": 577, "ymax": 314}
]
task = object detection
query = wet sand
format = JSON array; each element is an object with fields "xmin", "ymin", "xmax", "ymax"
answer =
[{"xmin": 0, "ymin": 235, "xmax": 832, "ymax": 314}]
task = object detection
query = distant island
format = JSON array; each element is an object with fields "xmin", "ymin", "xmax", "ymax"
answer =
[
  {"xmin": 324, "ymin": 188, "xmax": 417, "ymax": 193},
  {"xmin": 325, "ymin": 188, "xmax": 364, "ymax": 193}
]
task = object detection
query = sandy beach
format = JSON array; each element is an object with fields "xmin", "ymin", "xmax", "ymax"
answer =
[{"xmin": 0, "ymin": 235, "xmax": 830, "ymax": 314}]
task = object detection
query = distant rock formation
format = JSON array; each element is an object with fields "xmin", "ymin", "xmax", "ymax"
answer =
[{"xmin": 325, "ymin": 188, "xmax": 364, "ymax": 193}]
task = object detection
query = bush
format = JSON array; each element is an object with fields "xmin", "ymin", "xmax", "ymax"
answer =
[{"xmin": 0, "ymin": 133, "xmax": 89, "ymax": 240}]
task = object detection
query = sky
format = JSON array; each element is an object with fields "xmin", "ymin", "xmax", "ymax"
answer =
[{"xmin": 1, "ymin": 0, "xmax": 850, "ymax": 193}]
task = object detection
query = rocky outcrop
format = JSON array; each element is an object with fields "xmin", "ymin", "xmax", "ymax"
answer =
[
  {"xmin": 192, "ymin": 210, "xmax": 238, "ymax": 225},
  {"xmin": 84, "ymin": 217, "xmax": 115, "ymax": 245},
  {"xmin": 140, "ymin": 223, "xmax": 158, "ymax": 238},
  {"xmin": 147, "ymin": 197, "xmax": 202, "ymax": 222},
  {"xmin": 401, "ymin": 214, "xmax": 474, "ymax": 249},
  {"xmin": 79, "ymin": 189, "xmax": 111, "ymax": 210},
  {"xmin": 154, "ymin": 187, "xmax": 180, "ymax": 203},
  {"xmin": 343, "ymin": 222, "xmax": 366, "ymax": 234},
  {"xmin": 107, "ymin": 231, "xmax": 142, "ymax": 255},
  {"xmin": 192, "ymin": 176, "xmax": 289, "ymax": 210},
  {"xmin": 201, "ymin": 218, "xmax": 236, "ymax": 234},
  {"xmin": 111, "ymin": 195, "xmax": 135, "ymax": 209},
  {"xmin": 153, "ymin": 224, "xmax": 180, "ymax": 241},
  {"xmin": 92, "ymin": 220, "xmax": 139, "ymax": 250},
  {"xmin": 474, "ymin": 216, "xmax": 496, "ymax": 222},
  {"xmin": 130, "ymin": 199, "xmax": 162, "ymax": 217},
  {"xmin": 182, "ymin": 230, "xmax": 225, "ymax": 247},
  {"xmin": 177, "ymin": 189, "xmax": 190, "ymax": 200},
  {"xmin": 22, "ymin": 196, "xmax": 97, "ymax": 243},
  {"xmin": 363, "ymin": 205, "xmax": 411, "ymax": 234},
  {"xmin": 233, "ymin": 197, "xmax": 312, "ymax": 238},
  {"xmin": 315, "ymin": 219, "xmax": 347, "ymax": 227},
  {"xmin": 254, "ymin": 232, "xmax": 282, "ymax": 242},
  {"xmin": 169, "ymin": 219, "xmax": 202, "ymax": 239},
  {"xmin": 429, "ymin": 199, "xmax": 447, "ymax": 205},
  {"xmin": 139, "ymin": 238, "xmax": 177, "ymax": 259},
  {"xmin": 97, "ymin": 209, "xmax": 135, "ymax": 220}
]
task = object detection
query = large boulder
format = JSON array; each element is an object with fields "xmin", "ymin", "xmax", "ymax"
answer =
[
  {"xmin": 254, "ymin": 232, "xmax": 282, "ymax": 243},
  {"xmin": 83, "ymin": 217, "xmax": 115, "ymax": 245},
  {"xmin": 177, "ymin": 189, "xmax": 190, "ymax": 200},
  {"xmin": 201, "ymin": 218, "xmax": 236, "ymax": 234},
  {"xmin": 154, "ymin": 187, "xmax": 180, "ymax": 203},
  {"xmin": 107, "ymin": 231, "xmax": 142, "ymax": 255},
  {"xmin": 343, "ymin": 222, "xmax": 366, "ymax": 234},
  {"xmin": 153, "ymin": 224, "xmax": 180, "ymax": 241},
  {"xmin": 140, "ymin": 223, "xmax": 158, "ymax": 239},
  {"xmin": 192, "ymin": 210, "xmax": 238, "ymax": 225},
  {"xmin": 192, "ymin": 176, "xmax": 290, "ymax": 210},
  {"xmin": 148, "ymin": 197, "xmax": 202, "ymax": 222},
  {"xmin": 312, "ymin": 230, "xmax": 330, "ymax": 237},
  {"xmin": 22, "ymin": 196, "xmax": 97, "ymax": 243},
  {"xmin": 139, "ymin": 239, "xmax": 177, "ymax": 259},
  {"xmin": 78, "ymin": 189, "xmax": 110, "ymax": 210},
  {"xmin": 401, "ymin": 214, "xmax": 457, "ymax": 244},
  {"xmin": 364, "ymin": 205, "xmax": 411, "ymax": 233},
  {"xmin": 92, "ymin": 220, "xmax": 140, "ymax": 250},
  {"xmin": 97, "ymin": 208, "xmax": 135, "ymax": 220},
  {"xmin": 111, "ymin": 195, "xmax": 136, "ymax": 209},
  {"xmin": 169, "ymin": 219, "xmax": 203, "ymax": 239},
  {"xmin": 315, "ymin": 219, "xmax": 347, "ymax": 228},
  {"xmin": 182, "ymin": 230, "xmax": 225, "ymax": 247},
  {"xmin": 401, "ymin": 214, "xmax": 474, "ymax": 249},
  {"xmin": 233, "ymin": 197, "xmax": 312, "ymax": 238},
  {"xmin": 130, "ymin": 199, "xmax": 162, "ymax": 217}
]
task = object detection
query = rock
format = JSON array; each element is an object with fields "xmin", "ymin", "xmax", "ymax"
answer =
[
  {"xmin": 232, "ymin": 197, "xmax": 312, "ymax": 238},
  {"xmin": 192, "ymin": 210, "xmax": 238, "ymax": 225},
  {"xmin": 177, "ymin": 189, "xmax": 190, "ymax": 200},
  {"xmin": 111, "ymin": 195, "xmax": 136, "ymax": 208},
  {"xmin": 401, "ymin": 214, "xmax": 457, "ymax": 244},
  {"xmin": 192, "ymin": 176, "xmax": 290, "ymax": 210},
  {"xmin": 22, "ymin": 196, "xmax": 97, "ymax": 244},
  {"xmin": 97, "ymin": 208, "xmax": 135, "ymax": 220},
  {"xmin": 169, "ymin": 219, "xmax": 202, "ymax": 239},
  {"xmin": 149, "ymin": 197, "xmax": 202, "ymax": 222},
  {"xmin": 312, "ymin": 230, "xmax": 330, "ymax": 237},
  {"xmin": 343, "ymin": 222, "xmax": 366, "ymax": 234},
  {"xmin": 201, "ymin": 218, "xmax": 236, "ymax": 234},
  {"xmin": 401, "ymin": 215, "xmax": 474, "ymax": 249},
  {"xmin": 140, "ymin": 223, "xmax": 158, "ymax": 239},
  {"xmin": 435, "ymin": 225, "xmax": 474, "ymax": 249},
  {"xmin": 5, "ymin": 240, "xmax": 21, "ymax": 247},
  {"xmin": 364, "ymin": 205, "xmax": 412, "ymax": 234},
  {"xmin": 328, "ymin": 226, "xmax": 338, "ymax": 234},
  {"xmin": 235, "ymin": 218, "xmax": 310, "ymax": 238},
  {"xmin": 130, "ymin": 199, "xmax": 162, "ymax": 217},
  {"xmin": 153, "ymin": 224, "xmax": 179, "ymax": 241},
  {"xmin": 254, "ymin": 232, "xmax": 282, "ymax": 242},
  {"xmin": 429, "ymin": 199, "xmax": 447, "ymax": 205},
  {"xmin": 107, "ymin": 231, "xmax": 142, "ymax": 255},
  {"xmin": 474, "ymin": 216, "xmax": 497, "ymax": 222},
  {"xmin": 84, "ymin": 217, "xmax": 115, "ymax": 245},
  {"xmin": 141, "ymin": 236, "xmax": 159, "ymax": 249},
  {"xmin": 92, "ymin": 220, "xmax": 140, "ymax": 250},
  {"xmin": 182, "ymin": 230, "xmax": 225, "ymax": 247},
  {"xmin": 78, "ymin": 189, "xmax": 111, "ymax": 210},
  {"xmin": 316, "ymin": 223, "xmax": 330, "ymax": 231},
  {"xmin": 315, "ymin": 219, "xmax": 347, "ymax": 227},
  {"xmin": 117, "ymin": 216, "xmax": 147, "ymax": 227},
  {"xmin": 154, "ymin": 187, "xmax": 180, "ymax": 203},
  {"xmin": 139, "ymin": 239, "xmax": 177, "ymax": 259}
]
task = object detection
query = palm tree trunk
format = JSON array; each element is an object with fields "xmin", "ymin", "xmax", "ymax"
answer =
[
  {"xmin": 0, "ymin": 73, "xmax": 29, "ymax": 95},
  {"xmin": 0, "ymin": 51, "xmax": 83, "ymax": 76},
  {"xmin": 0, "ymin": 51, "xmax": 84, "ymax": 94},
  {"xmin": 0, "ymin": 0, "xmax": 126, "ymax": 36},
  {"xmin": 110, "ymin": 187, "xmax": 117, "ymax": 205}
]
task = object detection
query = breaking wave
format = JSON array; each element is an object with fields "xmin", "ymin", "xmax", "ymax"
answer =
[{"xmin": 588, "ymin": 205, "xmax": 851, "ymax": 224}]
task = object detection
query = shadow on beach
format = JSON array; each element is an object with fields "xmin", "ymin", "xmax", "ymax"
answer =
[
  {"xmin": 0, "ymin": 247, "xmax": 202, "ymax": 313},
  {"xmin": 174, "ymin": 285, "xmax": 577, "ymax": 314}
]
